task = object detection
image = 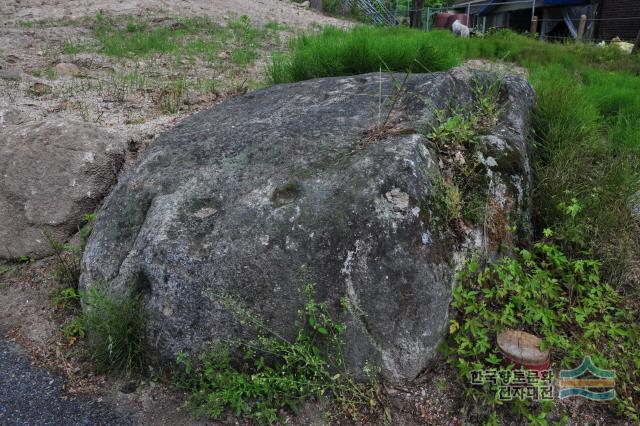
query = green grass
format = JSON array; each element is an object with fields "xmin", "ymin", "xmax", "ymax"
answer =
[
  {"xmin": 269, "ymin": 26, "xmax": 458, "ymax": 83},
  {"xmin": 89, "ymin": 12, "xmax": 278, "ymax": 64},
  {"xmin": 17, "ymin": 20, "xmax": 35, "ymax": 28},
  {"xmin": 269, "ymin": 26, "xmax": 640, "ymax": 422},
  {"xmin": 62, "ymin": 40, "xmax": 82, "ymax": 54},
  {"xmin": 81, "ymin": 287, "xmax": 146, "ymax": 375}
]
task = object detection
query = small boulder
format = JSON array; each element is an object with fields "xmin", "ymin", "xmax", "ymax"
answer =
[
  {"xmin": 72, "ymin": 54, "xmax": 110, "ymax": 70},
  {"xmin": 0, "ymin": 121, "xmax": 125, "ymax": 259},
  {"xmin": 182, "ymin": 90, "xmax": 201, "ymax": 106},
  {"xmin": 29, "ymin": 82, "xmax": 51, "ymax": 96},
  {"xmin": 0, "ymin": 68, "xmax": 21, "ymax": 81},
  {"xmin": 0, "ymin": 108, "xmax": 24, "ymax": 128},
  {"xmin": 54, "ymin": 62, "xmax": 81, "ymax": 77}
]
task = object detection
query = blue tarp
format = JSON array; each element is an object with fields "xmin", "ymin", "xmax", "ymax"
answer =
[{"xmin": 544, "ymin": 0, "xmax": 590, "ymax": 5}]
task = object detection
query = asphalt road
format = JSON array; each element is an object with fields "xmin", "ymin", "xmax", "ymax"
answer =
[{"xmin": 0, "ymin": 334, "xmax": 131, "ymax": 426}]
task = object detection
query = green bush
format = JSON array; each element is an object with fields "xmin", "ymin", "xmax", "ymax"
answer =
[
  {"xmin": 529, "ymin": 66, "xmax": 640, "ymax": 287},
  {"xmin": 446, "ymin": 221, "xmax": 640, "ymax": 422}
]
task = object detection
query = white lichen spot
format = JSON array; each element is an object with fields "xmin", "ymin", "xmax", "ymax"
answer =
[
  {"xmin": 289, "ymin": 205, "xmax": 301, "ymax": 223},
  {"xmin": 285, "ymin": 235, "xmax": 297, "ymax": 251},
  {"xmin": 492, "ymin": 179, "xmax": 508, "ymax": 208},
  {"xmin": 485, "ymin": 156, "xmax": 497, "ymax": 168},
  {"xmin": 385, "ymin": 188, "xmax": 409, "ymax": 211},
  {"xmin": 421, "ymin": 231, "xmax": 433, "ymax": 246},
  {"xmin": 259, "ymin": 235, "xmax": 269, "ymax": 246},
  {"xmin": 403, "ymin": 159, "xmax": 417, "ymax": 177},
  {"xmin": 83, "ymin": 152, "xmax": 95, "ymax": 163},
  {"xmin": 193, "ymin": 207, "xmax": 217, "ymax": 219}
]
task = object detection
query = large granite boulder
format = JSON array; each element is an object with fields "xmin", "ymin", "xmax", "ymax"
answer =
[
  {"xmin": 80, "ymin": 68, "xmax": 535, "ymax": 382},
  {"xmin": 0, "ymin": 121, "xmax": 124, "ymax": 259}
]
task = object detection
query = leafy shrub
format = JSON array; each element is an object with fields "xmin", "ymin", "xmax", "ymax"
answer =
[
  {"xmin": 62, "ymin": 315, "xmax": 86, "ymax": 345},
  {"xmin": 174, "ymin": 283, "xmax": 383, "ymax": 424},
  {"xmin": 446, "ymin": 218, "xmax": 640, "ymax": 422}
]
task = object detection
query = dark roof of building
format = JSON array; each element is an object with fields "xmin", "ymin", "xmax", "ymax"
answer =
[{"xmin": 452, "ymin": 0, "xmax": 591, "ymax": 15}]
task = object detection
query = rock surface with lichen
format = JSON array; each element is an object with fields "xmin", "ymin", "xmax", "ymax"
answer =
[{"xmin": 80, "ymin": 67, "xmax": 535, "ymax": 382}]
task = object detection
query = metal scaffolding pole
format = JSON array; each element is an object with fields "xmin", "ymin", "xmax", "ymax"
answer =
[{"xmin": 531, "ymin": 0, "xmax": 536, "ymax": 22}]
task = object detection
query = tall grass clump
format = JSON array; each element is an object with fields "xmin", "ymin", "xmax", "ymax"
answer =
[
  {"xmin": 82, "ymin": 287, "xmax": 146, "ymax": 375},
  {"xmin": 269, "ymin": 26, "xmax": 460, "ymax": 83},
  {"xmin": 529, "ymin": 66, "xmax": 640, "ymax": 287}
]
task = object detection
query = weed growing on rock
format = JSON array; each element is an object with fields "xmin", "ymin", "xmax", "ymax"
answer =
[
  {"xmin": 44, "ymin": 213, "xmax": 95, "ymax": 291},
  {"xmin": 472, "ymin": 78, "xmax": 505, "ymax": 134},
  {"xmin": 425, "ymin": 80, "xmax": 502, "ymax": 231},
  {"xmin": 174, "ymin": 282, "xmax": 384, "ymax": 424}
]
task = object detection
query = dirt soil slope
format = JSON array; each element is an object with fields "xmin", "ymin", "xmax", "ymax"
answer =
[{"xmin": 1, "ymin": 0, "xmax": 348, "ymax": 28}]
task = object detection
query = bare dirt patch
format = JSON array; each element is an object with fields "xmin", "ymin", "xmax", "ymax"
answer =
[{"xmin": 1, "ymin": 0, "xmax": 348, "ymax": 28}]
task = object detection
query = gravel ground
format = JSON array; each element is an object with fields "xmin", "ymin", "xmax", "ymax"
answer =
[{"xmin": 0, "ymin": 332, "xmax": 131, "ymax": 426}]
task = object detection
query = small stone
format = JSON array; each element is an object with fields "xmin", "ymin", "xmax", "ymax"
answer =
[
  {"xmin": 73, "ymin": 54, "xmax": 109, "ymax": 70},
  {"xmin": 497, "ymin": 330, "xmax": 550, "ymax": 366},
  {"xmin": 120, "ymin": 381, "xmax": 137, "ymax": 394},
  {"xmin": 454, "ymin": 150, "xmax": 465, "ymax": 165},
  {"xmin": 217, "ymin": 51, "xmax": 228, "ymax": 59},
  {"xmin": 55, "ymin": 62, "xmax": 80, "ymax": 77},
  {"xmin": 0, "ymin": 68, "xmax": 21, "ymax": 81},
  {"xmin": 0, "ymin": 108, "xmax": 24, "ymax": 128},
  {"xmin": 30, "ymin": 82, "xmax": 52, "ymax": 96},
  {"xmin": 182, "ymin": 90, "xmax": 201, "ymax": 106}
]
